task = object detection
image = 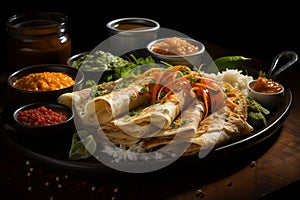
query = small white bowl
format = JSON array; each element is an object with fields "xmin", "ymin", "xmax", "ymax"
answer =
[
  {"xmin": 106, "ymin": 17, "xmax": 160, "ymax": 54},
  {"xmin": 146, "ymin": 37, "xmax": 205, "ymax": 68},
  {"xmin": 247, "ymin": 79, "xmax": 285, "ymax": 110}
]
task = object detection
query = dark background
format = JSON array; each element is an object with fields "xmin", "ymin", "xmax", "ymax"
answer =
[
  {"xmin": 0, "ymin": 0, "xmax": 299, "ymax": 73},
  {"xmin": 0, "ymin": 1, "xmax": 299, "ymax": 198}
]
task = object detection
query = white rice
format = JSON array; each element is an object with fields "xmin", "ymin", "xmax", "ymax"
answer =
[{"xmin": 204, "ymin": 69, "xmax": 254, "ymax": 95}]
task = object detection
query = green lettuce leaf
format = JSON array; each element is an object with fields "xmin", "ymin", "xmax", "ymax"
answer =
[{"xmin": 69, "ymin": 130, "xmax": 97, "ymax": 160}]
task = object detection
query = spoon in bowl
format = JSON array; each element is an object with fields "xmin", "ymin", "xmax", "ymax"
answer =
[
  {"xmin": 247, "ymin": 51, "xmax": 298, "ymax": 109},
  {"xmin": 266, "ymin": 50, "xmax": 298, "ymax": 80}
]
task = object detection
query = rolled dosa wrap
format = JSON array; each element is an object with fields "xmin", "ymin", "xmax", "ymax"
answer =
[
  {"xmin": 140, "ymin": 81, "xmax": 253, "ymax": 157},
  {"xmin": 154, "ymin": 99, "xmax": 205, "ymax": 138},
  {"xmin": 84, "ymin": 82, "xmax": 152, "ymax": 125},
  {"xmin": 97, "ymin": 121, "xmax": 141, "ymax": 146},
  {"xmin": 140, "ymin": 99, "xmax": 206, "ymax": 150},
  {"xmin": 57, "ymin": 82, "xmax": 114, "ymax": 123},
  {"xmin": 99, "ymin": 98, "xmax": 205, "ymax": 150},
  {"xmin": 112, "ymin": 84, "xmax": 194, "ymax": 138},
  {"xmin": 57, "ymin": 87, "xmax": 93, "ymax": 118},
  {"xmin": 113, "ymin": 98, "xmax": 181, "ymax": 138},
  {"xmin": 184, "ymin": 82, "xmax": 254, "ymax": 157}
]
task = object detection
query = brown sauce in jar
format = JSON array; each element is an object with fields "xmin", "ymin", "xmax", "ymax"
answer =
[
  {"xmin": 251, "ymin": 77, "xmax": 283, "ymax": 93},
  {"xmin": 6, "ymin": 12, "xmax": 72, "ymax": 71}
]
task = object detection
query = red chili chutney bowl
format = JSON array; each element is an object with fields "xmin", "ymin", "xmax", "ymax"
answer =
[{"xmin": 12, "ymin": 102, "xmax": 75, "ymax": 143}]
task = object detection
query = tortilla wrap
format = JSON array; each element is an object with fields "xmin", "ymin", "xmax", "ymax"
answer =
[
  {"xmin": 139, "ymin": 81, "xmax": 253, "ymax": 157},
  {"xmin": 139, "ymin": 99, "xmax": 206, "ymax": 150},
  {"xmin": 185, "ymin": 81, "xmax": 254, "ymax": 156},
  {"xmin": 112, "ymin": 82, "xmax": 194, "ymax": 138},
  {"xmin": 98, "ymin": 98, "xmax": 205, "ymax": 152},
  {"xmin": 84, "ymin": 82, "xmax": 152, "ymax": 125},
  {"xmin": 57, "ymin": 82, "xmax": 114, "ymax": 124}
]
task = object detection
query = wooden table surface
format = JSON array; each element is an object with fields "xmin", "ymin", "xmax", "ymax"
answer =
[{"xmin": 1, "ymin": 43, "xmax": 299, "ymax": 200}]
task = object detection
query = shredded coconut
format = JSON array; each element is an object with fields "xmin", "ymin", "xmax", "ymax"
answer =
[{"xmin": 100, "ymin": 143, "xmax": 169, "ymax": 163}]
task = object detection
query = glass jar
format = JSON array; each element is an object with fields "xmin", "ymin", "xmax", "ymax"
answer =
[{"xmin": 6, "ymin": 12, "xmax": 72, "ymax": 71}]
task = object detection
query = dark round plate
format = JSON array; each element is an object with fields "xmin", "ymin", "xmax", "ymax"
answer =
[{"xmin": 0, "ymin": 64, "xmax": 293, "ymax": 177}]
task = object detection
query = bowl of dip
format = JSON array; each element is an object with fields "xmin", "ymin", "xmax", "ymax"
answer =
[
  {"xmin": 146, "ymin": 37, "xmax": 205, "ymax": 68},
  {"xmin": 6, "ymin": 64, "xmax": 84, "ymax": 106},
  {"xmin": 247, "ymin": 76, "xmax": 285, "ymax": 110},
  {"xmin": 12, "ymin": 102, "xmax": 74, "ymax": 142},
  {"xmin": 66, "ymin": 50, "xmax": 129, "ymax": 85},
  {"xmin": 106, "ymin": 17, "xmax": 160, "ymax": 54}
]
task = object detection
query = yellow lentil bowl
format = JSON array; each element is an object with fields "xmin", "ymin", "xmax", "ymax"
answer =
[{"xmin": 13, "ymin": 71, "xmax": 75, "ymax": 91}]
